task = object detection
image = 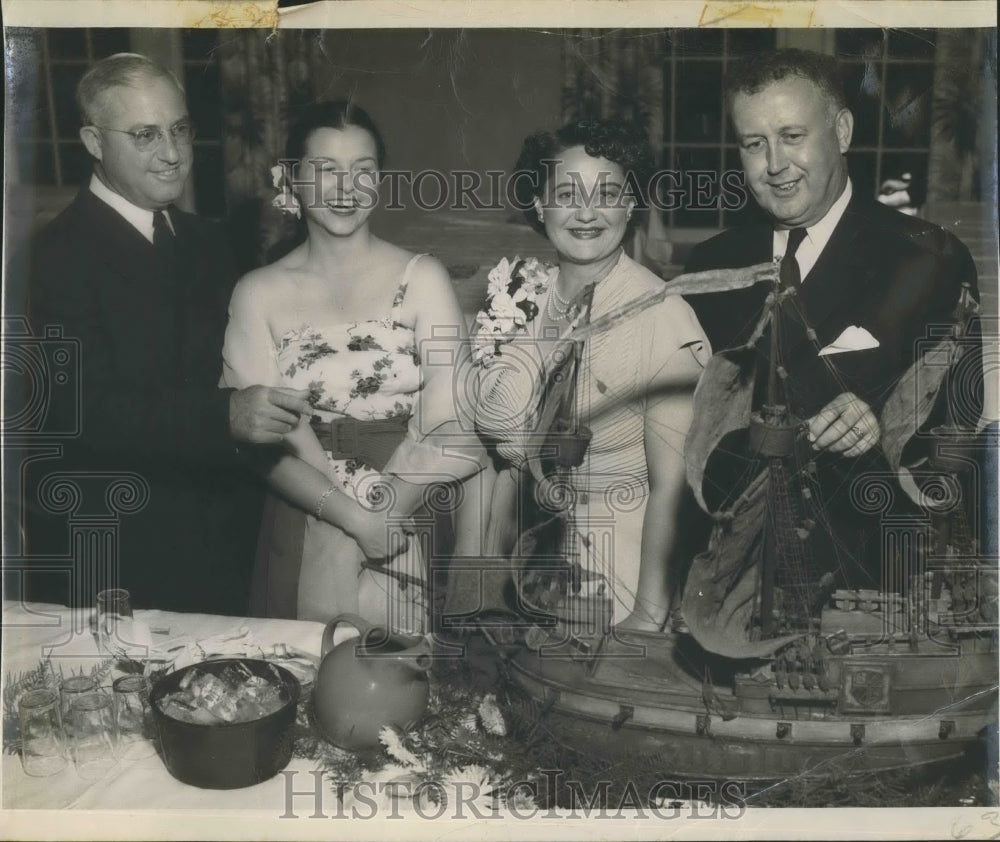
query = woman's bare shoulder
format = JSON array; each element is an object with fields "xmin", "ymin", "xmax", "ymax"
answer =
[
  {"xmin": 369, "ymin": 240, "xmax": 444, "ymax": 276},
  {"xmin": 231, "ymin": 250, "xmax": 307, "ymax": 305},
  {"xmin": 407, "ymin": 252, "xmax": 450, "ymax": 285},
  {"xmin": 393, "ymin": 251, "xmax": 460, "ymax": 332},
  {"xmin": 404, "ymin": 253, "xmax": 456, "ymax": 311},
  {"xmin": 367, "ymin": 240, "xmax": 451, "ymax": 301}
]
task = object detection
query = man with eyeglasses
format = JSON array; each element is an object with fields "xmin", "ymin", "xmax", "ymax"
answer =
[{"xmin": 19, "ymin": 53, "xmax": 311, "ymax": 615}]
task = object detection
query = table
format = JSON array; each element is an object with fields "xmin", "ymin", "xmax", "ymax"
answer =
[
  {"xmin": 3, "ymin": 600, "xmax": 573, "ymax": 833},
  {"xmin": 3, "ymin": 602, "xmax": 992, "ymax": 842},
  {"xmin": 2, "ymin": 602, "xmax": 611, "ymax": 842},
  {"xmin": 3, "ymin": 601, "xmax": 331, "ymax": 813}
]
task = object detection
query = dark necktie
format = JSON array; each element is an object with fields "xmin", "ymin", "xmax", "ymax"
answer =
[
  {"xmin": 759, "ymin": 227, "xmax": 809, "ymax": 411},
  {"xmin": 779, "ymin": 227, "xmax": 808, "ymax": 289},
  {"xmin": 153, "ymin": 210, "xmax": 176, "ymax": 258}
]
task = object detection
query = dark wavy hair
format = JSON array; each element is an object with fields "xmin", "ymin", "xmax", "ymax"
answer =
[
  {"xmin": 723, "ymin": 49, "xmax": 847, "ymax": 119},
  {"xmin": 284, "ymin": 99, "xmax": 387, "ymax": 169},
  {"xmin": 512, "ymin": 118, "xmax": 655, "ymax": 236}
]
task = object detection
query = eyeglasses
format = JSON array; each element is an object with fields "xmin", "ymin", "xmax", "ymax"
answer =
[{"xmin": 92, "ymin": 120, "xmax": 196, "ymax": 152}]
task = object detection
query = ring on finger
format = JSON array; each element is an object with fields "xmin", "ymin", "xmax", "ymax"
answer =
[{"xmin": 850, "ymin": 425, "xmax": 865, "ymax": 439}]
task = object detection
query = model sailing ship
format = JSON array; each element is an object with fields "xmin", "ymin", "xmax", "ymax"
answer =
[{"xmin": 499, "ymin": 263, "xmax": 997, "ymax": 780}]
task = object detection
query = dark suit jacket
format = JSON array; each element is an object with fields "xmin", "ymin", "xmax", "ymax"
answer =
[
  {"xmin": 686, "ymin": 191, "xmax": 979, "ymax": 416},
  {"xmin": 19, "ymin": 186, "xmax": 264, "ymax": 615},
  {"xmin": 683, "ymin": 191, "xmax": 981, "ymax": 587}
]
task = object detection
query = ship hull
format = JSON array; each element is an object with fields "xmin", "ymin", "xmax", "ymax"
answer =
[{"xmin": 504, "ymin": 628, "xmax": 997, "ymax": 781}]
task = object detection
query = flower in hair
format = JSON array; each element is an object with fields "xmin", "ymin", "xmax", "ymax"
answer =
[{"xmin": 270, "ymin": 164, "xmax": 301, "ymax": 218}]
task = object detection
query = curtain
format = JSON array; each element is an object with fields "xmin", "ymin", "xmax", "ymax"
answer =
[
  {"xmin": 560, "ymin": 30, "xmax": 665, "ymax": 157},
  {"xmin": 218, "ymin": 31, "xmax": 332, "ymax": 273},
  {"xmin": 928, "ymin": 29, "xmax": 990, "ymax": 203}
]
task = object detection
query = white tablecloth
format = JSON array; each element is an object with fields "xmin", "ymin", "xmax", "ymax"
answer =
[
  {"xmin": 3, "ymin": 602, "xmax": 986, "ymax": 842},
  {"xmin": 2, "ymin": 603, "xmax": 598, "ymax": 841},
  {"xmin": 2, "ymin": 601, "xmax": 327, "ymax": 812}
]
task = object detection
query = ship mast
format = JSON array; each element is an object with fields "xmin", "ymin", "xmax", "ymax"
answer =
[{"xmin": 751, "ymin": 285, "xmax": 818, "ymax": 638}]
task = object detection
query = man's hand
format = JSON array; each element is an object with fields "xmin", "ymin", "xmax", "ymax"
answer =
[
  {"xmin": 806, "ymin": 392, "xmax": 881, "ymax": 457},
  {"xmin": 229, "ymin": 386, "xmax": 312, "ymax": 444}
]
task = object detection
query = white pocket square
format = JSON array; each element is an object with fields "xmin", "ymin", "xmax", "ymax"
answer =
[{"xmin": 818, "ymin": 325, "xmax": 880, "ymax": 357}]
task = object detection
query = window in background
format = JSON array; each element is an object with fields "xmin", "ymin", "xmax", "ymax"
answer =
[
  {"xmin": 660, "ymin": 27, "xmax": 937, "ymax": 230},
  {"xmin": 837, "ymin": 28, "xmax": 935, "ymax": 204},
  {"xmin": 11, "ymin": 28, "xmax": 131, "ymax": 189},
  {"xmin": 663, "ymin": 28, "xmax": 778, "ymax": 230}
]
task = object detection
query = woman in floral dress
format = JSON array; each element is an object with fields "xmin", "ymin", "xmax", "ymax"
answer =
[{"xmin": 222, "ymin": 101, "xmax": 483, "ymax": 627}]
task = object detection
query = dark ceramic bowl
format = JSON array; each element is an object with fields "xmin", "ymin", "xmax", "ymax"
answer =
[{"xmin": 150, "ymin": 658, "xmax": 300, "ymax": 789}]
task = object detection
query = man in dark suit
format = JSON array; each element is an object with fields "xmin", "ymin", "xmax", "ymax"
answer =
[
  {"xmin": 18, "ymin": 53, "xmax": 311, "ymax": 615},
  {"xmin": 685, "ymin": 49, "xmax": 980, "ymax": 592}
]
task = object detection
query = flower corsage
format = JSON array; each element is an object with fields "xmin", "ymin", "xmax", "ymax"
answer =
[
  {"xmin": 471, "ymin": 256, "xmax": 553, "ymax": 367},
  {"xmin": 270, "ymin": 163, "xmax": 301, "ymax": 218}
]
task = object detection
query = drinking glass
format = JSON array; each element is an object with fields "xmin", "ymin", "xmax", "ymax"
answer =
[
  {"xmin": 70, "ymin": 691, "xmax": 119, "ymax": 780},
  {"xmin": 18, "ymin": 689, "xmax": 68, "ymax": 777},
  {"xmin": 113, "ymin": 675, "xmax": 158, "ymax": 759},
  {"xmin": 59, "ymin": 674, "xmax": 97, "ymax": 739},
  {"xmin": 96, "ymin": 588, "xmax": 133, "ymax": 658}
]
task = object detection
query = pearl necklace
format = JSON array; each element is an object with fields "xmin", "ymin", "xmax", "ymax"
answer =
[{"xmin": 546, "ymin": 284, "xmax": 575, "ymax": 321}]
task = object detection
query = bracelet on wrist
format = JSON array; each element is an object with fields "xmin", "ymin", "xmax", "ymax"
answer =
[{"xmin": 314, "ymin": 484, "xmax": 337, "ymax": 520}]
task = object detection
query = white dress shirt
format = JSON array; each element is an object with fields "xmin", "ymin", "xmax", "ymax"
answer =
[
  {"xmin": 89, "ymin": 174, "xmax": 175, "ymax": 243},
  {"xmin": 772, "ymin": 179, "xmax": 853, "ymax": 283}
]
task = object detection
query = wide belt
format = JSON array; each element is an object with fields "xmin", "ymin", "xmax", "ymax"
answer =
[{"xmin": 310, "ymin": 416, "xmax": 409, "ymax": 472}]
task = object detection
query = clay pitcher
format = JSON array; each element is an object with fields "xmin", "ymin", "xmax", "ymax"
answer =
[{"xmin": 313, "ymin": 613, "xmax": 431, "ymax": 751}]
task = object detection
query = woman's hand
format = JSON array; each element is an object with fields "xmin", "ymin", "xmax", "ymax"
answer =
[{"xmin": 346, "ymin": 507, "xmax": 414, "ymax": 562}]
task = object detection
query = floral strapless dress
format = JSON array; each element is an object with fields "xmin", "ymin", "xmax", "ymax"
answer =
[{"xmin": 274, "ymin": 254, "xmax": 428, "ymax": 631}]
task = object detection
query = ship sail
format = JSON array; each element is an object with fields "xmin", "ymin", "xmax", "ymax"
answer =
[
  {"xmin": 510, "ymin": 262, "xmax": 781, "ymax": 621},
  {"xmin": 680, "ymin": 281, "xmax": 981, "ymax": 658}
]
